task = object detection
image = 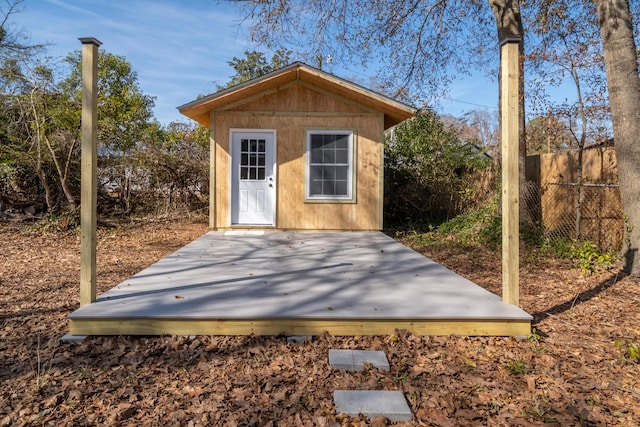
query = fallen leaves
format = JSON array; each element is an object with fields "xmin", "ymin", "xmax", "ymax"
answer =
[{"xmin": 1, "ymin": 221, "xmax": 639, "ymax": 425}]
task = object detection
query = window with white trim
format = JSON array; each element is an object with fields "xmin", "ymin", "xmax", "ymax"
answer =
[{"xmin": 306, "ymin": 130, "xmax": 353, "ymax": 200}]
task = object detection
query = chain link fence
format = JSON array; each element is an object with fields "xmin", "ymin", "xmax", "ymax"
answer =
[{"xmin": 521, "ymin": 180, "xmax": 624, "ymax": 252}]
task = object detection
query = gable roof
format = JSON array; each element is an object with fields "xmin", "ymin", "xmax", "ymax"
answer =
[{"xmin": 177, "ymin": 62, "xmax": 416, "ymax": 129}]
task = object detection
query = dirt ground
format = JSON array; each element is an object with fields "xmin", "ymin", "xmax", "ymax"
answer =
[{"xmin": 1, "ymin": 220, "xmax": 639, "ymax": 426}]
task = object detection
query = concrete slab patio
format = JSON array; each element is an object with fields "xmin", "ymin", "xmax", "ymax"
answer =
[{"xmin": 68, "ymin": 231, "xmax": 532, "ymax": 337}]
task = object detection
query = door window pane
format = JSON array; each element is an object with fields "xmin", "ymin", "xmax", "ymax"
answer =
[{"xmin": 239, "ymin": 138, "xmax": 267, "ymax": 181}]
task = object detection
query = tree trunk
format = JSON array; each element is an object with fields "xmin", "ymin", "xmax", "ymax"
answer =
[
  {"xmin": 571, "ymin": 65, "xmax": 588, "ymax": 241},
  {"xmin": 575, "ymin": 148, "xmax": 583, "ymax": 240},
  {"xmin": 594, "ymin": 0, "xmax": 640, "ymax": 276},
  {"xmin": 34, "ymin": 165, "xmax": 53, "ymax": 212},
  {"xmin": 31, "ymin": 125, "xmax": 53, "ymax": 212},
  {"xmin": 43, "ymin": 134, "xmax": 77, "ymax": 211},
  {"xmin": 30, "ymin": 87, "xmax": 77, "ymax": 211}
]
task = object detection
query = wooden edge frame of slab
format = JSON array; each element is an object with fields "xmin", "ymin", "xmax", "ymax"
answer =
[{"xmin": 69, "ymin": 318, "xmax": 532, "ymax": 337}]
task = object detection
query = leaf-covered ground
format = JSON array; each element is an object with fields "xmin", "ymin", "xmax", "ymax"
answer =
[{"xmin": 1, "ymin": 220, "xmax": 639, "ymax": 426}]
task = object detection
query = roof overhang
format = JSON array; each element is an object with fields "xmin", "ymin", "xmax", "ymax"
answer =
[{"xmin": 177, "ymin": 62, "xmax": 416, "ymax": 129}]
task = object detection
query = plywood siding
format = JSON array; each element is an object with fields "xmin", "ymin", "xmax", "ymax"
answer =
[
  {"xmin": 231, "ymin": 84, "xmax": 373, "ymax": 114},
  {"xmin": 213, "ymin": 112, "xmax": 383, "ymax": 230}
]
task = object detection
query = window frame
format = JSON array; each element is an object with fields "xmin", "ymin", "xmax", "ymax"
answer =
[{"xmin": 305, "ymin": 129, "xmax": 356, "ymax": 202}]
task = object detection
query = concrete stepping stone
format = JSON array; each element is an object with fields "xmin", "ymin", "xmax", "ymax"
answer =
[
  {"xmin": 328, "ymin": 349, "xmax": 390, "ymax": 371},
  {"xmin": 333, "ymin": 390, "xmax": 412, "ymax": 421},
  {"xmin": 60, "ymin": 334, "xmax": 87, "ymax": 343}
]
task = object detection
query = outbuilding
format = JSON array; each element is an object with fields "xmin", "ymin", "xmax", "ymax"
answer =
[
  {"xmin": 69, "ymin": 51, "xmax": 531, "ymax": 339},
  {"xmin": 178, "ymin": 62, "xmax": 415, "ymax": 230}
]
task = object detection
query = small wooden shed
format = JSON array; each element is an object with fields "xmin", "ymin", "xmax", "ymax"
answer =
[{"xmin": 178, "ymin": 62, "xmax": 415, "ymax": 230}]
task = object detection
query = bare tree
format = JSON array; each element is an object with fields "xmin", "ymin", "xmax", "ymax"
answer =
[
  {"xmin": 242, "ymin": 0, "xmax": 495, "ymax": 103},
  {"xmin": 3, "ymin": 60, "xmax": 78, "ymax": 211},
  {"xmin": 1, "ymin": 0, "xmax": 44, "ymax": 73},
  {"xmin": 239, "ymin": 0, "xmax": 640, "ymax": 273},
  {"xmin": 525, "ymin": 0, "xmax": 611, "ymax": 240},
  {"xmin": 442, "ymin": 110, "xmax": 500, "ymax": 156},
  {"xmin": 525, "ymin": 113, "xmax": 573, "ymax": 155},
  {"xmin": 241, "ymin": 0, "xmax": 527, "ymax": 179}
]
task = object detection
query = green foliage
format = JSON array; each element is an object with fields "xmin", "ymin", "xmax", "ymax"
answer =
[
  {"xmin": 538, "ymin": 237, "xmax": 615, "ymax": 274},
  {"xmin": 393, "ymin": 197, "xmax": 516, "ymax": 258},
  {"xmin": 392, "ymin": 371, "xmax": 410, "ymax": 384},
  {"xmin": 394, "ymin": 199, "xmax": 618, "ymax": 277},
  {"xmin": 0, "ymin": 56, "xmax": 83, "ymax": 211},
  {"xmin": 219, "ymin": 49, "xmax": 292, "ymax": 90},
  {"xmin": 614, "ymin": 338, "xmax": 640, "ymax": 362},
  {"xmin": 568, "ymin": 241, "xmax": 614, "ymax": 274},
  {"xmin": 0, "ymin": 162, "xmax": 17, "ymax": 194},
  {"xmin": 384, "ymin": 110, "xmax": 493, "ymax": 225},
  {"xmin": 528, "ymin": 328, "xmax": 542, "ymax": 343},
  {"xmin": 521, "ymin": 396, "xmax": 554, "ymax": 423},
  {"xmin": 0, "ymin": 43, "xmax": 240, "ymax": 220},
  {"xmin": 393, "ymin": 199, "xmax": 505, "ymax": 252},
  {"xmin": 540, "ymin": 236, "xmax": 574, "ymax": 258},
  {"xmin": 1, "ymin": 48, "xmax": 161, "ymax": 215},
  {"xmin": 478, "ymin": 215, "xmax": 502, "ymax": 249},
  {"xmin": 435, "ymin": 201, "xmax": 500, "ymax": 247},
  {"xmin": 128, "ymin": 121, "xmax": 209, "ymax": 214},
  {"xmin": 520, "ymin": 221, "xmax": 545, "ymax": 246},
  {"xmin": 63, "ymin": 50, "xmax": 155, "ymax": 153},
  {"xmin": 506, "ymin": 359, "xmax": 527, "ymax": 375},
  {"xmin": 27, "ymin": 210, "xmax": 79, "ymax": 234}
]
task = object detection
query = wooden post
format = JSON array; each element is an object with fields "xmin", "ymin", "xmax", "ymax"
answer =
[
  {"xmin": 209, "ymin": 111, "xmax": 216, "ymax": 229},
  {"xmin": 79, "ymin": 37, "xmax": 101, "ymax": 307},
  {"xmin": 500, "ymin": 36, "xmax": 520, "ymax": 307}
]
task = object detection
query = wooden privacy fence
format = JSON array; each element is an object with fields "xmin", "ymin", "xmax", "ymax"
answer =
[{"xmin": 525, "ymin": 146, "xmax": 624, "ymax": 251}]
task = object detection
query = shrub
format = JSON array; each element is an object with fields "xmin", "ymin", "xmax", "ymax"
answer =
[
  {"xmin": 569, "ymin": 241, "xmax": 615, "ymax": 274},
  {"xmin": 384, "ymin": 110, "xmax": 494, "ymax": 226}
]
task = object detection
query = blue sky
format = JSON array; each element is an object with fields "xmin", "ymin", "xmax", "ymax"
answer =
[{"xmin": 8, "ymin": 0, "xmax": 500, "ymax": 125}]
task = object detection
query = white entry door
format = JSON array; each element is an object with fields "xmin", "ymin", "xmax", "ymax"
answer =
[{"xmin": 230, "ymin": 131, "xmax": 276, "ymax": 225}]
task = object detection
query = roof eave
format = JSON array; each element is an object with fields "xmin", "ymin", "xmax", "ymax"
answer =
[{"xmin": 177, "ymin": 62, "xmax": 416, "ymax": 128}]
